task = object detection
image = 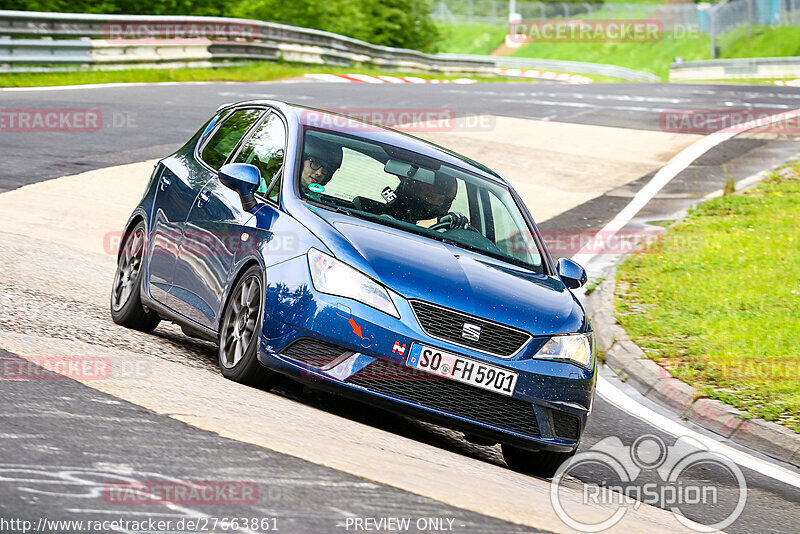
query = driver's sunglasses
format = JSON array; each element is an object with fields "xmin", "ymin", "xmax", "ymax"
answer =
[{"xmin": 306, "ymin": 156, "xmax": 331, "ymax": 175}]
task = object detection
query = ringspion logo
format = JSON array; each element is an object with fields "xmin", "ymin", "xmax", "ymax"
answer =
[{"xmin": 550, "ymin": 435, "xmax": 746, "ymax": 532}]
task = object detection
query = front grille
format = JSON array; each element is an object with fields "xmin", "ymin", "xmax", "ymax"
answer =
[
  {"xmin": 409, "ymin": 300, "xmax": 531, "ymax": 357},
  {"xmin": 347, "ymin": 359, "xmax": 540, "ymax": 438},
  {"xmin": 551, "ymin": 410, "xmax": 580, "ymax": 441},
  {"xmin": 281, "ymin": 338, "xmax": 349, "ymax": 369}
]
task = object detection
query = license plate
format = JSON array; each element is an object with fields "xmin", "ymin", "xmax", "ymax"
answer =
[{"xmin": 405, "ymin": 343, "xmax": 518, "ymax": 397}]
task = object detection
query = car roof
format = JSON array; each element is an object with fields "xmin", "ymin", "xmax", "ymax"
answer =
[{"xmin": 223, "ymin": 99, "xmax": 509, "ymax": 186}]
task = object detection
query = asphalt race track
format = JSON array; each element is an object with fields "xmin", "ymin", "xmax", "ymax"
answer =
[{"xmin": 1, "ymin": 80, "xmax": 799, "ymax": 533}]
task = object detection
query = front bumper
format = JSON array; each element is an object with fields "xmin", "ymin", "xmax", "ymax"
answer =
[{"xmin": 257, "ymin": 255, "xmax": 596, "ymax": 453}]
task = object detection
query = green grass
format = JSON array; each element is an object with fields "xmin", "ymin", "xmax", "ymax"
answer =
[
  {"xmin": 511, "ymin": 35, "xmax": 710, "ymax": 80},
  {"xmin": 0, "ymin": 61, "xmax": 522, "ymax": 88},
  {"xmin": 675, "ymin": 78, "xmax": 799, "ymax": 85},
  {"xmin": 615, "ymin": 163, "xmax": 800, "ymax": 432},
  {"xmin": 438, "ymin": 23, "xmax": 508, "ymax": 55},
  {"xmin": 509, "ymin": 25, "xmax": 800, "ymax": 80},
  {"xmin": 720, "ymin": 25, "xmax": 800, "ymax": 58}
]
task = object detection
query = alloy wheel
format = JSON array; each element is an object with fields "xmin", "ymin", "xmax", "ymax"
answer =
[
  {"xmin": 220, "ymin": 275, "xmax": 263, "ymax": 369},
  {"xmin": 112, "ymin": 228, "xmax": 145, "ymax": 312}
]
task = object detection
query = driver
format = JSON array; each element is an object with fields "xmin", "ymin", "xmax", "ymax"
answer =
[
  {"xmin": 300, "ymin": 137, "xmax": 343, "ymax": 191},
  {"xmin": 384, "ymin": 173, "xmax": 469, "ymax": 229}
]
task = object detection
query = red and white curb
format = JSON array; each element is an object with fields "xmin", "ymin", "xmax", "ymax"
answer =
[
  {"xmin": 304, "ymin": 73, "xmax": 476, "ymax": 84},
  {"xmin": 495, "ymin": 67, "xmax": 592, "ymax": 84},
  {"xmin": 774, "ymin": 79, "xmax": 800, "ymax": 87}
]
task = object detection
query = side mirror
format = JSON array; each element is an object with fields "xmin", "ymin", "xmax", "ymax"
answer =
[
  {"xmin": 556, "ymin": 257, "xmax": 587, "ymax": 289},
  {"xmin": 219, "ymin": 163, "xmax": 260, "ymax": 211}
]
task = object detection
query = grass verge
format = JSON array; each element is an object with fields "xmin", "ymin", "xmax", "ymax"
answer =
[
  {"xmin": 509, "ymin": 25, "xmax": 800, "ymax": 81},
  {"xmin": 672, "ymin": 78, "xmax": 800, "ymax": 85},
  {"xmin": 438, "ymin": 23, "xmax": 508, "ymax": 55},
  {"xmin": 0, "ymin": 61, "xmax": 520, "ymax": 88},
  {"xmin": 615, "ymin": 162, "xmax": 800, "ymax": 432}
]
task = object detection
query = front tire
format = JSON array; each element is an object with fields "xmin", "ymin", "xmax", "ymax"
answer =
[
  {"xmin": 501, "ymin": 443, "xmax": 576, "ymax": 478},
  {"xmin": 110, "ymin": 221, "xmax": 160, "ymax": 332},
  {"xmin": 218, "ymin": 265, "xmax": 277, "ymax": 387}
]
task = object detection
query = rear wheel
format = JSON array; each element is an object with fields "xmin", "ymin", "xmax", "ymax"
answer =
[
  {"xmin": 110, "ymin": 221, "xmax": 160, "ymax": 332},
  {"xmin": 218, "ymin": 266, "xmax": 277, "ymax": 387},
  {"xmin": 501, "ymin": 443, "xmax": 576, "ymax": 478}
]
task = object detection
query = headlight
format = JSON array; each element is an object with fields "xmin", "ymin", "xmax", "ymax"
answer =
[
  {"xmin": 533, "ymin": 332, "xmax": 594, "ymax": 368},
  {"xmin": 307, "ymin": 248, "xmax": 399, "ymax": 318}
]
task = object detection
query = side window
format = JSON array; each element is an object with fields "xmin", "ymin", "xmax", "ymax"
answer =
[
  {"xmin": 489, "ymin": 191, "xmax": 542, "ymax": 267},
  {"xmin": 232, "ymin": 113, "xmax": 286, "ymax": 201},
  {"xmin": 200, "ymin": 109, "xmax": 263, "ymax": 170}
]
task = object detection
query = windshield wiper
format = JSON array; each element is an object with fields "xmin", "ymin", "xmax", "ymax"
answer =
[{"xmin": 333, "ymin": 205, "xmax": 353, "ymax": 216}]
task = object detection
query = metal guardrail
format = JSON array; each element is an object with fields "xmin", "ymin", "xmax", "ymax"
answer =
[
  {"xmin": 494, "ymin": 56, "xmax": 660, "ymax": 82},
  {"xmin": 670, "ymin": 56, "xmax": 800, "ymax": 81},
  {"xmin": 0, "ymin": 10, "xmax": 496, "ymax": 73},
  {"xmin": 0, "ymin": 10, "xmax": 660, "ymax": 81}
]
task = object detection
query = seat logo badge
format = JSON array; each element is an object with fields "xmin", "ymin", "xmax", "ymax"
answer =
[{"xmin": 462, "ymin": 323, "xmax": 481, "ymax": 341}]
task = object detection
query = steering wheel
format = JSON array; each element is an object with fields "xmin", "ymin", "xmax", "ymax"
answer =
[{"xmin": 430, "ymin": 220, "xmax": 481, "ymax": 233}]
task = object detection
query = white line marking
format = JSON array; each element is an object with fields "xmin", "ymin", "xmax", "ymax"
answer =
[
  {"xmin": 0, "ymin": 81, "xmax": 218, "ymax": 92},
  {"xmin": 303, "ymin": 73, "xmax": 351, "ymax": 83},
  {"xmin": 597, "ymin": 375, "xmax": 800, "ymax": 488},
  {"xmin": 572, "ymin": 107, "xmax": 800, "ymax": 267},
  {"xmin": 65, "ymin": 509, "xmax": 186, "ymax": 517},
  {"xmin": 571, "ymin": 129, "xmax": 735, "ymax": 266},
  {"xmin": 575, "ymin": 107, "xmax": 800, "ymax": 485}
]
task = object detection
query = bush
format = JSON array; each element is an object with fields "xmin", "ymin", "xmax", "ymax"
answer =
[
  {"xmin": 5, "ymin": 0, "xmax": 441, "ymax": 52},
  {"xmin": 232, "ymin": 0, "xmax": 441, "ymax": 52}
]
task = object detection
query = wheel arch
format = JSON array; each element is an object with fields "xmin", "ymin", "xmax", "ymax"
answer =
[
  {"xmin": 217, "ymin": 256, "xmax": 265, "ymax": 333},
  {"xmin": 117, "ymin": 211, "xmax": 148, "ymax": 262}
]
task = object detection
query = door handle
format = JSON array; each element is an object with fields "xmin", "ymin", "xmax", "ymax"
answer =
[
  {"xmin": 197, "ymin": 190, "xmax": 211, "ymax": 207},
  {"xmin": 159, "ymin": 174, "xmax": 172, "ymax": 191}
]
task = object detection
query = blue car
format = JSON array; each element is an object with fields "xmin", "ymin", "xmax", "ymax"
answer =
[{"xmin": 111, "ymin": 100, "xmax": 596, "ymax": 477}]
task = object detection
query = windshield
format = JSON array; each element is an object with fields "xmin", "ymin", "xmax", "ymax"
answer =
[{"xmin": 297, "ymin": 128, "xmax": 544, "ymax": 273}]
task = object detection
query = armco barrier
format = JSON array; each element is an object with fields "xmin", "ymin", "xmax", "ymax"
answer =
[
  {"xmin": 0, "ymin": 9, "xmax": 659, "ymax": 81},
  {"xmin": 494, "ymin": 56, "xmax": 660, "ymax": 82},
  {"xmin": 0, "ymin": 38, "xmax": 92, "ymax": 65},
  {"xmin": 670, "ymin": 56, "xmax": 800, "ymax": 81}
]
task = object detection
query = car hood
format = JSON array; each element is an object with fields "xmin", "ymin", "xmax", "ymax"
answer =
[{"xmin": 319, "ymin": 214, "xmax": 584, "ymax": 336}]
